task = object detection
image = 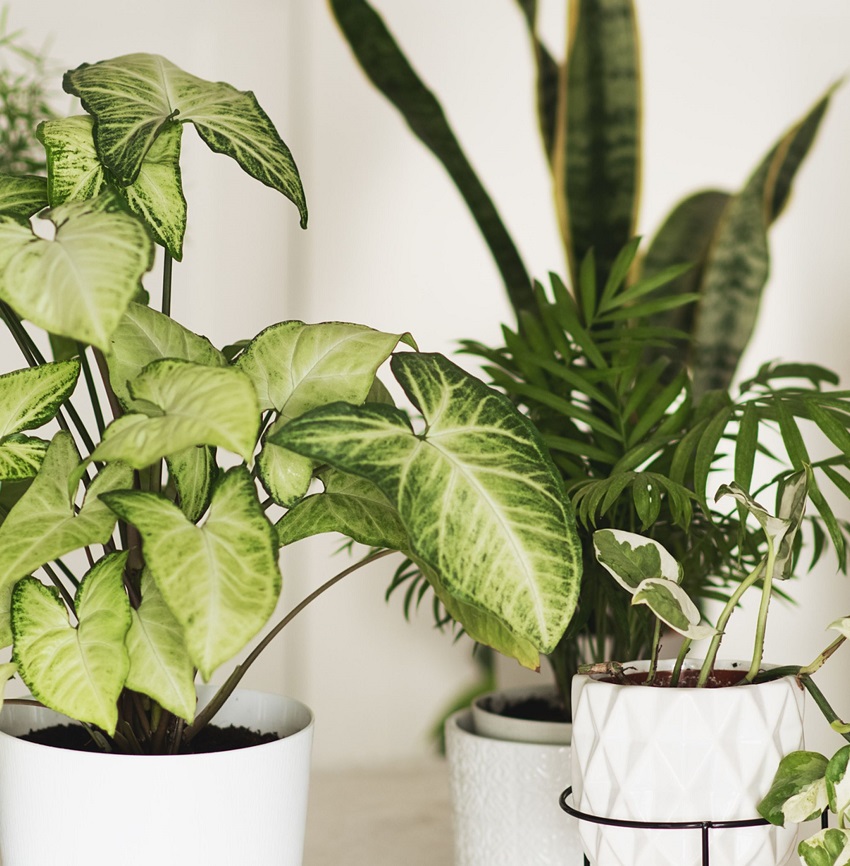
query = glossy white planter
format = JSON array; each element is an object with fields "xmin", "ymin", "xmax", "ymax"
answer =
[
  {"xmin": 570, "ymin": 660, "xmax": 805, "ymax": 866},
  {"xmin": 446, "ymin": 687, "xmax": 583, "ymax": 865},
  {"xmin": 0, "ymin": 686, "xmax": 314, "ymax": 866}
]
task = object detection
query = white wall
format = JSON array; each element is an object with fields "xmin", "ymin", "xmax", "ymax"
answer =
[{"xmin": 8, "ymin": 1, "xmax": 850, "ymax": 766}]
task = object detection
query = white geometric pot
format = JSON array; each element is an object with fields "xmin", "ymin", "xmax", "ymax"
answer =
[
  {"xmin": 570, "ymin": 659, "xmax": 805, "ymax": 866},
  {"xmin": 446, "ymin": 689, "xmax": 583, "ymax": 866},
  {"xmin": 0, "ymin": 686, "xmax": 314, "ymax": 866}
]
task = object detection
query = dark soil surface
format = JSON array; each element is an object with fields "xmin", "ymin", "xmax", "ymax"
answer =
[
  {"xmin": 600, "ymin": 666, "xmax": 749, "ymax": 688},
  {"xmin": 20, "ymin": 724, "xmax": 280, "ymax": 754},
  {"xmin": 495, "ymin": 695, "xmax": 569, "ymax": 723}
]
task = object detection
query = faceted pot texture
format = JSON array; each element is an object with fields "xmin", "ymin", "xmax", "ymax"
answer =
[
  {"xmin": 570, "ymin": 659, "xmax": 804, "ymax": 866},
  {"xmin": 0, "ymin": 687, "xmax": 314, "ymax": 866}
]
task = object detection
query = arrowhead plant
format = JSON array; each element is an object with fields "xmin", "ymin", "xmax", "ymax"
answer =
[{"xmin": 0, "ymin": 52, "xmax": 582, "ymax": 754}]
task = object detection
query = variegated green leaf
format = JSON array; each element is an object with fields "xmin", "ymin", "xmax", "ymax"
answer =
[
  {"xmin": 91, "ymin": 359, "xmax": 260, "ymax": 468},
  {"xmin": 0, "ymin": 431, "xmax": 132, "ymax": 645},
  {"xmin": 277, "ymin": 467, "xmax": 408, "ymax": 551},
  {"xmin": 759, "ymin": 750, "xmax": 829, "ymax": 826},
  {"xmin": 798, "ymin": 828, "xmax": 850, "ymax": 866},
  {"xmin": 101, "ymin": 467, "xmax": 281, "ymax": 680},
  {"xmin": 0, "ymin": 174, "xmax": 49, "ymax": 221},
  {"xmin": 774, "ymin": 468, "xmax": 809, "ymax": 580},
  {"xmin": 593, "ymin": 528, "xmax": 682, "ymax": 592},
  {"xmin": 0, "ymin": 198, "xmax": 154, "ymax": 350},
  {"xmin": 105, "ymin": 302, "xmax": 227, "ymax": 411},
  {"xmin": 0, "ymin": 435, "xmax": 49, "ymax": 481},
  {"xmin": 38, "ymin": 116, "xmax": 108, "ymax": 204},
  {"xmin": 165, "ymin": 446, "xmax": 216, "ymax": 523},
  {"xmin": 256, "ymin": 435, "xmax": 313, "ymax": 508},
  {"xmin": 11, "ymin": 552, "xmax": 132, "ymax": 735},
  {"xmin": 632, "ymin": 578, "xmax": 716, "ymax": 640},
  {"xmin": 63, "ymin": 53, "xmax": 307, "ymax": 227},
  {"xmin": 829, "ymin": 617, "xmax": 850, "ymax": 640},
  {"xmin": 827, "ymin": 746, "xmax": 850, "ymax": 825},
  {"xmin": 274, "ymin": 352, "xmax": 581, "ymax": 661},
  {"xmin": 0, "ymin": 360, "xmax": 80, "ymax": 437},
  {"xmin": 125, "ymin": 569, "xmax": 195, "ymax": 723},
  {"xmin": 716, "ymin": 482, "xmax": 790, "ymax": 551}
]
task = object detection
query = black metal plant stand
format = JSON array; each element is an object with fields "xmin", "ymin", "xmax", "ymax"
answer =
[{"xmin": 560, "ymin": 787, "xmax": 827, "ymax": 866}]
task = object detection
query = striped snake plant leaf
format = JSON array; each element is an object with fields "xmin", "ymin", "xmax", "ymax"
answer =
[
  {"xmin": 63, "ymin": 53, "xmax": 307, "ymax": 228},
  {"xmin": 691, "ymin": 87, "xmax": 835, "ymax": 397},
  {"xmin": 105, "ymin": 301, "xmax": 227, "ymax": 412},
  {"xmin": 557, "ymin": 0, "xmax": 640, "ymax": 289},
  {"xmin": 38, "ymin": 115, "xmax": 187, "ymax": 260},
  {"xmin": 0, "ymin": 431, "xmax": 132, "ymax": 645},
  {"xmin": 91, "ymin": 359, "xmax": 260, "ymax": 468},
  {"xmin": 236, "ymin": 320, "xmax": 415, "ymax": 506},
  {"xmin": 12, "ymin": 551, "xmax": 132, "ymax": 735},
  {"xmin": 0, "ymin": 197, "xmax": 154, "ymax": 351},
  {"xmin": 273, "ymin": 352, "xmax": 582, "ymax": 661},
  {"xmin": 327, "ymin": 0, "xmax": 532, "ymax": 317},
  {"xmin": 0, "ymin": 174, "xmax": 48, "ymax": 221},
  {"xmin": 125, "ymin": 568, "xmax": 196, "ymax": 723},
  {"xmin": 101, "ymin": 467, "xmax": 281, "ymax": 681}
]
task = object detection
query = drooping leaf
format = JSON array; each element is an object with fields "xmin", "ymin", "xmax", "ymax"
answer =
[
  {"xmin": 274, "ymin": 352, "xmax": 581, "ymax": 662},
  {"xmin": 125, "ymin": 569, "xmax": 195, "ymax": 723},
  {"xmin": 11, "ymin": 552, "xmax": 132, "ymax": 735},
  {"xmin": 91, "ymin": 359, "xmax": 260, "ymax": 468},
  {"xmin": 63, "ymin": 53, "xmax": 307, "ymax": 227},
  {"xmin": 0, "ymin": 360, "xmax": 80, "ymax": 437},
  {"xmin": 327, "ymin": 0, "xmax": 532, "ymax": 315},
  {"xmin": 102, "ymin": 467, "xmax": 281, "ymax": 680},
  {"xmin": 716, "ymin": 482, "xmax": 791, "ymax": 558},
  {"xmin": 0, "ymin": 198, "xmax": 154, "ymax": 350},
  {"xmin": 0, "ymin": 432, "xmax": 132, "ymax": 644},
  {"xmin": 631, "ymin": 578, "xmax": 716, "ymax": 640},
  {"xmin": 105, "ymin": 302, "xmax": 227, "ymax": 411},
  {"xmin": 0, "ymin": 174, "xmax": 49, "ymax": 221},
  {"xmin": 758, "ymin": 750, "xmax": 830, "ymax": 826},
  {"xmin": 593, "ymin": 528, "xmax": 681, "ymax": 592}
]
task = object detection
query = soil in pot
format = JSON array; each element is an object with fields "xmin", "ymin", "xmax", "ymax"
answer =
[
  {"xmin": 495, "ymin": 694, "xmax": 568, "ymax": 723},
  {"xmin": 594, "ymin": 666, "xmax": 749, "ymax": 688}
]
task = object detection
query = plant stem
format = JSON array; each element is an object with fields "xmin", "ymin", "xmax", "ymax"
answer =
[
  {"xmin": 77, "ymin": 343, "xmax": 105, "ymax": 437},
  {"xmin": 646, "ymin": 617, "xmax": 662, "ymax": 684},
  {"xmin": 184, "ymin": 548, "xmax": 395, "ymax": 743},
  {"xmin": 671, "ymin": 637, "xmax": 691, "ymax": 686},
  {"xmin": 42, "ymin": 562, "xmax": 75, "ymax": 610},
  {"xmin": 798, "ymin": 635, "xmax": 846, "ymax": 678},
  {"xmin": 162, "ymin": 252, "xmax": 173, "ymax": 317},
  {"xmin": 745, "ymin": 535, "xmax": 778, "ymax": 683}
]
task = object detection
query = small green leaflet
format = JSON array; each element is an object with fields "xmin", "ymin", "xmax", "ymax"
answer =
[
  {"xmin": 759, "ymin": 750, "xmax": 830, "ymax": 826},
  {"xmin": 593, "ymin": 528, "xmax": 682, "ymax": 592},
  {"xmin": 0, "ymin": 174, "xmax": 49, "ymax": 222},
  {"xmin": 102, "ymin": 467, "xmax": 281, "ymax": 681},
  {"xmin": 64, "ymin": 53, "xmax": 307, "ymax": 227},
  {"xmin": 12, "ymin": 552, "xmax": 131, "ymax": 735}
]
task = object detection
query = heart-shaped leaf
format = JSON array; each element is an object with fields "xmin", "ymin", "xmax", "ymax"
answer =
[
  {"xmin": 256, "ymin": 436, "xmax": 314, "ymax": 507},
  {"xmin": 64, "ymin": 53, "xmax": 307, "ymax": 227},
  {"xmin": 11, "ymin": 552, "xmax": 132, "ymax": 735},
  {"xmin": 0, "ymin": 431, "xmax": 132, "ymax": 644},
  {"xmin": 0, "ymin": 198, "xmax": 154, "ymax": 350},
  {"xmin": 125, "ymin": 569, "xmax": 196, "ymax": 723},
  {"xmin": 0, "ymin": 360, "xmax": 81, "ymax": 438},
  {"xmin": 91, "ymin": 359, "xmax": 260, "ymax": 468},
  {"xmin": 274, "ymin": 352, "xmax": 582, "ymax": 660},
  {"xmin": 798, "ymin": 828, "xmax": 850, "ymax": 866},
  {"xmin": 38, "ymin": 116, "xmax": 108, "ymax": 203},
  {"xmin": 759, "ymin": 750, "xmax": 830, "ymax": 826},
  {"xmin": 0, "ymin": 174, "xmax": 49, "ymax": 221},
  {"xmin": 593, "ymin": 528, "xmax": 682, "ymax": 593},
  {"xmin": 102, "ymin": 467, "xmax": 281, "ymax": 680}
]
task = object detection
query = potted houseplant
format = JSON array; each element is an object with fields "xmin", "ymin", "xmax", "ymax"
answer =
[
  {"xmin": 0, "ymin": 51, "xmax": 584, "ymax": 866},
  {"xmin": 569, "ymin": 474, "xmax": 811, "ymax": 866}
]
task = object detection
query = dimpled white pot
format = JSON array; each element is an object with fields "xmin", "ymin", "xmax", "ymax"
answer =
[
  {"xmin": 0, "ymin": 686, "xmax": 313, "ymax": 866},
  {"xmin": 570, "ymin": 660, "xmax": 805, "ymax": 866}
]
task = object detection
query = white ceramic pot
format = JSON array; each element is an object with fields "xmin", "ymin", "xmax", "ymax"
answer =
[
  {"xmin": 570, "ymin": 659, "xmax": 805, "ymax": 866},
  {"xmin": 472, "ymin": 684, "xmax": 572, "ymax": 745},
  {"xmin": 0, "ymin": 686, "xmax": 314, "ymax": 866},
  {"xmin": 446, "ymin": 687, "xmax": 583, "ymax": 866}
]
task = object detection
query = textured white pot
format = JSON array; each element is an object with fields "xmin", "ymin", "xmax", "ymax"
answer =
[
  {"xmin": 0, "ymin": 686, "xmax": 314, "ymax": 866},
  {"xmin": 446, "ymin": 688, "xmax": 583, "ymax": 866},
  {"xmin": 570, "ymin": 659, "xmax": 805, "ymax": 866}
]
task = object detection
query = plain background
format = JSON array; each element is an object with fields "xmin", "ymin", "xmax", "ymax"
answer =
[{"xmin": 4, "ymin": 1, "xmax": 850, "ymax": 768}]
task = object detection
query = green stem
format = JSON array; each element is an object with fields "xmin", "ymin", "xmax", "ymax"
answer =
[
  {"xmin": 798, "ymin": 635, "xmax": 846, "ymax": 678},
  {"xmin": 77, "ymin": 343, "xmax": 105, "ymax": 437},
  {"xmin": 745, "ymin": 536, "xmax": 778, "ymax": 683},
  {"xmin": 53, "ymin": 557, "xmax": 80, "ymax": 589},
  {"xmin": 671, "ymin": 637, "xmax": 691, "ymax": 686},
  {"xmin": 646, "ymin": 617, "xmax": 662, "ymax": 684},
  {"xmin": 162, "ymin": 252, "xmax": 173, "ymax": 317},
  {"xmin": 41, "ymin": 562, "xmax": 75, "ymax": 610}
]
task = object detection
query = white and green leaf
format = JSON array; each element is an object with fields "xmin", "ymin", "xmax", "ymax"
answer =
[
  {"xmin": 716, "ymin": 482, "xmax": 790, "ymax": 550},
  {"xmin": 0, "ymin": 435, "xmax": 49, "ymax": 481},
  {"xmin": 11, "ymin": 552, "xmax": 132, "ymax": 735},
  {"xmin": 165, "ymin": 446, "xmax": 216, "ymax": 523},
  {"xmin": 0, "ymin": 174, "xmax": 49, "ymax": 221},
  {"xmin": 829, "ymin": 617, "xmax": 850, "ymax": 641},
  {"xmin": 125, "ymin": 569, "xmax": 196, "ymax": 723},
  {"xmin": 827, "ymin": 746, "xmax": 850, "ymax": 826},
  {"xmin": 774, "ymin": 468, "xmax": 809, "ymax": 580},
  {"xmin": 38, "ymin": 115, "xmax": 108, "ymax": 204},
  {"xmin": 256, "ymin": 433, "xmax": 314, "ymax": 508},
  {"xmin": 0, "ymin": 359, "xmax": 80, "ymax": 437},
  {"xmin": 101, "ymin": 467, "xmax": 281, "ymax": 680},
  {"xmin": 593, "ymin": 528, "xmax": 682, "ymax": 593},
  {"xmin": 759, "ymin": 750, "xmax": 830, "ymax": 826},
  {"xmin": 274, "ymin": 352, "xmax": 582, "ymax": 663},
  {"xmin": 632, "ymin": 578, "xmax": 716, "ymax": 640},
  {"xmin": 64, "ymin": 53, "xmax": 307, "ymax": 226},
  {"xmin": 799, "ymin": 828, "xmax": 850, "ymax": 866},
  {"xmin": 91, "ymin": 359, "xmax": 260, "ymax": 468}
]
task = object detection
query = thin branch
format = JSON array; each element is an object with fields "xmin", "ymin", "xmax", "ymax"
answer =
[
  {"xmin": 161, "ymin": 252, "xmax": 173, "ymax": 317},
  {"xmin": 77, "ymin": 343, "xmax": 105, "ymax": 437},
  {"xmin": 41, "ymin": 562, "xmax": 75, "ymax": 609}
]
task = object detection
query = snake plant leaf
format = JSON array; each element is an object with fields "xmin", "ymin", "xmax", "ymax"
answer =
[
  {"xmin": 277, "ymin": 467, "xmax": 409, "ymax": 551},
  {"xmin": 691, "ymin": 87, "xmax": 834, "ymax": 396},
  {"xmin": 0, "ymin": 198, "xmax": 154, "ymax": 351},
  {"xmin": 558, "ymin": 0, "xmax": 640, "ymax": 287},
  {"xmin": 798, "ymin": 828, "xmax": 850, "ymax": 866},
  {"xmin": 101, "ymin": 467, "xmax": 281, "ymax": 681},
  {"xmin": 0, "ymin": 174, "xmax": 49, "ymax": 221},
  {"xmin": 0, "ymin": 435, "xmax": 49, "ymax": 481},
  {"xmin": 0, "ymin": 431, "xmax": 132, "ymax": 645},
  {"xmin": 0, "ymin": 359, "xmax": 80, "ymax": 437},
  {"xmin": 125, "ymin": 569, "xmax": 196, "ymax": 723},
  {"xmin": 106, "ymin": 302, "xmax": 227, "ymax": 411},
  {"xmin": 91, "ymin": 359, "xmax": 260, "ymax": 468},
  {"xmin": 328, "ymin": 0, "xmax": 532, "ymax": 315},
  {"xmin": 631, "ymin": 577, "xmax": 716, "ymax": 641},
  {"xmin": 165, "ymin": 446, "xmax": 216, "ymax": 523},
  {"xmin": 758, "ymin": 750, "xmax": 829, "ymax": 826},
  {"xmin": 827, "ymin": 746, "xmax": 850, "ymax": 827},
  {"xmin": 63, "ymin": 53, "xmax": 307, "ymax": 228},
  {"xmin": 11, "ymin": 552, "xmax": 132, "ymax": 735},
  {"xmin": 274, "ymin": 352, "xmax": 582, "ymax": 659},
  {"xmin": 593, "ymin": 529, "xmax": 682, "ymax": 592}
]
